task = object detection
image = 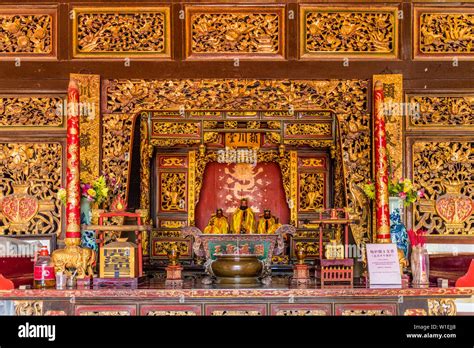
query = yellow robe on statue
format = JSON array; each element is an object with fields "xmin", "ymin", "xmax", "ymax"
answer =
[
  {"xmin": 231, "ymin": 208, "xmax": 256, "ymax": 234},
  {"xmin": 204, "ymin": 216, "xmax": 229, "ymax": 234},
  {"xmin": 257, "ymin": 216, "xmax": 280, "ymax": 234}
]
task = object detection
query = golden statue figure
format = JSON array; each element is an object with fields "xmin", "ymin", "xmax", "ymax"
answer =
[
  {"xmin": 257, "ymin": 209, "xmax": 280, "ymax": 234},
  {"xmin": 204, "ymin": 208, "xmax": 229, "ymax": 234},
  {"xmin": 231, "ymin": 198, "xmax": 256, "ymax": 234}
]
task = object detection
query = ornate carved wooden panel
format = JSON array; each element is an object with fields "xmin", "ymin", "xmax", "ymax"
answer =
[
  {"xmin": 101, "ymin": 113, "xmax": 134, "ymax": 202},
  {"xmin": 406, "ymin": 94, "xmax": 474, "ymax": 130},
  {"xmin": 71, "ymin": 74, "xmax": 101, "ymax": 183},
  {"xmin": 411, "ymin": 140, "xmax": 473, "ymax": 236},
  {"xmin": 0, "ymin": 8, "xmax": 56, "ymax": 59},
  {"xmin": 72, "ymin": 7, "xmax": 171, "ymax": 58},
  {"xmin": 185, "ymin": 6, "xmax": 285, "ymax": 59},
  {"xmin": 75, "ymin": 305, "xmax": 137, "ymax": 316},
  {"xmin": 270, "ymin": 303, "xmax": 331, "ymax": 316},
  {"xmin": 335, "ymin": 303, "xmax": 397, "ymax": 316},
  {"xmin": 0, "ymin": 95, "xmax": 64, "ymax": 130},
  {"xmin": 140, "ymin": 304, "xmax": 202, "ymax": 316},
  {"xmin": 205, "ymin": 303, "xmax": 266, "ymax": 316},
  {"xmin": 414, "ymin": 7, "xmax": 474, "ymax": 60},
  {"xmin": 300, "ymin": 6, "xmax": 398, "ymax": 59},
  {"xmin": 0, "ymin": 142, "xmax": 63, "ymax": 235}
]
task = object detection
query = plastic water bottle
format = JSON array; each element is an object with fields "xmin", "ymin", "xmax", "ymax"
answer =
[{"xmin": 33, "ymin": 246, "xmax": 56, "ymax": 289}]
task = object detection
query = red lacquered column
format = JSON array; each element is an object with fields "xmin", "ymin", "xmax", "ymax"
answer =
[
  {"xmin": 65, "ymin": 80, "xmax": 81, "ymax": 246},
  {"xmin": 373, "ymin": 81, "xmax": 391, "ymax": 243}
]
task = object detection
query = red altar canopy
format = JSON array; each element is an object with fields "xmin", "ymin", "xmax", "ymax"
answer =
[{"xmin": 195, "ymin": 162, "xmax": 290, "ymax": 231}]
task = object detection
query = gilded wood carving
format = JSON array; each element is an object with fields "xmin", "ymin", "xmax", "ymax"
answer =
[
  {"xmin": 101, "ymin": 113, "xmax": 134, "ymax": 203},
  {"xmin": 0, "ymin": 96, "xmax": 64, "ymax": 129},
  {"xmin": 300, "ymin": 7, "xmax": 398, "ymax": 59},
  {"xmin": 412, "ymin": 141, "xmax": 473, "ymax": 235},
  {"xmin": 415, "ymin": 8, "xmax": 474, "ymax": 59},
  {"xmin": 72, "ymin": 7, "xmax": 170, "ymax": 58},
  {"xmin": 71, "ymin": 74, "xmax": 101, "ymax": 183},
  {"xmin": 185, "ymin": 6, "xmax": 285, "ymax": 59},
  {"xmin": 0, "ymin": 143, "xmax": 62, "ymax": 235},
  {"xmin": 407, "ymin": 95, "xmax": 474, "ymax": 130},
  {"xmin": 0, "ymin": 8, "xmax": 55, "ymax": 58}
]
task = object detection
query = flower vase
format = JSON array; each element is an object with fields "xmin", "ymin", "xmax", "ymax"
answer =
[
  {"xmin": 80, "ymin": 198, "xmax": 98, "ymax": 252},
  {"xmin": 411, "ymin": 245, "xmax": 430, "ymax": 287},
  {"xmin": 389, "ymin": 196, "xmax": 408, "ymax": 257}
]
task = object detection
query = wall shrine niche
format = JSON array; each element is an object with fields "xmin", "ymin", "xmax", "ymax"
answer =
[
  {"xmin": 185, "ymin": 6, "xmax": 285, "ymax": 59},
  {"xmin": 300, "ymin": 6, "xmax": 399, "ymax": 59},
  {"xmin": 103, "ymin": 78, "xmax": 373, "ymax": 246},
  {"xmin": 414, "ymin": 7, "xmax": 474, "ymax": 60},
  {"xmin": 0, "ymin": 8, "xmax": 56, "ymax": 59},
  {"xmin": 72, "ymin": 7, "xmax": 171, "ymax": 58}
]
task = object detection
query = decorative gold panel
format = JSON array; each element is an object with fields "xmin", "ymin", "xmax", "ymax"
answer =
[
  {"xmin": 72, "ymin": 7, "xmax": 170, "ymax": 58},
  {"xmin": 428, "ymin": 299, "xmax": 457, "ymax": 316},
  {"xmin": 152, "ymin": 121, "xmax": 200, "ymax": 138},
  {"xmin": 185, "ymin": 6, "xmax": 285, "ymax": 59},
  {"xmin": 14, "ymin": 301, "xmax": 43, "ymax": 315},
  {"xmin": 300, "ymin": 7, "xmax": 398, "ymax": 59},
  {"xmin": 414, "ymin": 8, "xmax": 474, "ymax": 59},
  {"xmin": 153, "ymin": 240, "xmax": 189, "ymax": 256},
  {"xmin": 407, "ymin": 95, "xmax": 474, "ymax": 130},
  {"xmin": 298, "ymin": 173, "xmax": 325, "ymax": 212},
  {"xmin": 102, "ymin": 114, "xmax": 134, "ymax": 204},
  {"xmin": 159, "ymin": 172, "xmax": 186, "ymax": 212},
  {"xmin": 105, "ymin": 79, "xmax": 368, "ymax": 114},
  {"xmin": 412, "ymin": 141, "xmax": 473, "ymax": 235},
  {"xmin": 0, "ymin": 96, "xmax": 64, "ymax": 129},
  {"xmin": 0, "ymin": 142, "xmax": 62, "ymax": 235},
  {"xmin": 284, "ymin": 123, "xmax": 332, "ymax": 138},
  {"xmin": 0, "ymin": 8, "xmax": 56, "ymax": 59},
  {"xmin": 72, "ymin": 74, "xmax": 101, "ymax": 183}
]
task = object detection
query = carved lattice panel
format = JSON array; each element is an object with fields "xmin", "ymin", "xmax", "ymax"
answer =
[
  {"xmin": 0, "ymin": 8, "xmax": 56, "ymax": 59},
  {"xmin": 298, "ymin": 172, "xmax": 325, "ymax": 212},
  {"xmin": 0, "ymin": 96, "xmax": 64, "ymax": 129},
  {"xmin": 414, "ymin": 7, "xmax": 474, "ymax": 60},
  {"xmin": 101, "ymin": 114, "xmax": 134, "ymax": 204},
  {"xmin": 406, "ymin": 94, "xmax": 474, "ymax": 130},
  {"xmin": 300, "ymin": 6, "xmax": 398, "ymax": 59},
  {"xmin": 159, "ymin": 172, "xmax": 187, "ymax": 213},
  {"xmin": 0, "ymin": 142, "xmax": 63, "ymax": 235},
  {"xmin": 185, "ymin": 6, "xmax": 285, "ymax": 59},
  {"xmin": 72, "ymin": 7, "xmax": 171, "ymax": 58},
  {"xmin": 411, "ymin": 141, "xmax": 473, "ymax": 235}
]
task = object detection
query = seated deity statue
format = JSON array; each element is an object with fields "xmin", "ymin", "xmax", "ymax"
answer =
[
  {"xmin": 257, "ymin": 209, "xmax": 281, "ymax": 234},
  {"xmin": 231, "ymin": 198, "xmax": 256, "ymax": 234},
  {"xmin": 204, "ymin": 208, "xmax": 229, "ymax": 234}
]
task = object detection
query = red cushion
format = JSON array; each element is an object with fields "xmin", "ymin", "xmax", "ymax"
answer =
[
  {"xmin": 455, "ymin": 259, "xmax": 474, "ymax": 287},
  {"xmin": 0, "ymin": 274, "xmax": 14, "ymax": 290}
]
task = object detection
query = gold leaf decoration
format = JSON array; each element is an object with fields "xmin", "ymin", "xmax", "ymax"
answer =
[
  {"xmin": 73, "ymin": 7, "xmax": 170, "ymax": 58},
  {"xmin": 0, "ymin": 96, "xmax": 64, "ymax": 128},
  {"xmin": 301, "ymin": 7, "xmax": 398, "ymax": 58}
]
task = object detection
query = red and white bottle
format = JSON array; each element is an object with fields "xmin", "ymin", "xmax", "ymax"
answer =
[{"xmin": 33, "ymin": 246, "xmax": 56, "ymax": 289}]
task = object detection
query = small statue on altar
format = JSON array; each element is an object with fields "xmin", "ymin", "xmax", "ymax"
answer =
[
  {"xmin": 204, "ymin": 208, "xmax": 229, "ymax": 234},
  {"xmin": 231, "ymin": 198, "xmax": 256, "ymax": 234},
  {"xmin": 257, "ymin": 209, "xmax": 281, "ymax": 234}
]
